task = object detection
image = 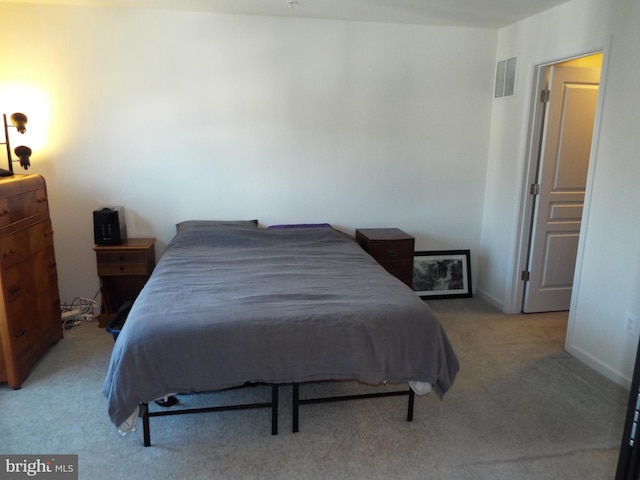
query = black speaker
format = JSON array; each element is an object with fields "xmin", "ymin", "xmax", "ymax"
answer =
[{"xmin": 93, "ymin": 206, "xmax": 127, "ymax": 245}]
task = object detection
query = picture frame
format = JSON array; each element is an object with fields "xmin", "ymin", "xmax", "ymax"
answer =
[{"xmin": 412, "ymin": 250, "xmax": 472, "ymax": 299}]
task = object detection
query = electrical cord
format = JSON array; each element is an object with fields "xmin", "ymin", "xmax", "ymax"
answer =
[{"xmin": 61, "ymin": 289, "xmax": 101, "ymax": 329}]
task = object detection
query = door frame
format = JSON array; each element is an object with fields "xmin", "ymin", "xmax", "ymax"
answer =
[{"xmin": 504, "ymin": 37, "xmax": 611, "ymax": 315}]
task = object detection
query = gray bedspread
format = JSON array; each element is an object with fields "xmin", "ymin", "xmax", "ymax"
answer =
[{"xmin": 103, "ymin": 225, "xmax": 459, "ymax": 429}]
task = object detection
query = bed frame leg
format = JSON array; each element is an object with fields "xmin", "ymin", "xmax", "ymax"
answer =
[
  {"xmin": 292, "ymin": 383, "xmax": 299, "ymax": 433},
  {"xmin": 141, "ymin": 403, "xmax": 151, "ymax": 447},
  {"xmin": 406, "ymin": 388, "xmax": 415, "ymax": 422},
  {"xmin": 271, "ymin": 384, "xmax": 279, "ymax": 435}
]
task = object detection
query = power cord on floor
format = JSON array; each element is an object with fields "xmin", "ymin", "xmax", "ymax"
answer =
[{"xmin": 61, "ymin": 291, "xmax": 101, "ymax": 329}]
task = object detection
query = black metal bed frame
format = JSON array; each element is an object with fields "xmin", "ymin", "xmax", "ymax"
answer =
[
  {"xmin": 138, "ymin": 382, "xmax": 416, "ymax": 446},
  {"xmin": 291, "ymin": 382, "xmax": 415, "ymax": 433},
  {"xmin": 140, "ymin": 384, "xmax": 279, "ymax": 447}
]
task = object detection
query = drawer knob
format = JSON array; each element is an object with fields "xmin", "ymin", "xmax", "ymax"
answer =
[
  {"xmin": 387, "ymin": 248, "xmax": 398, "ymax": 257},
  {"xmin": 15, "ymin": 329, "xmax": 26, "ymax": 338}
]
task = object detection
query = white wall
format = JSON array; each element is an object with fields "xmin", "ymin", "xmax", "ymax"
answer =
[
  {"xmin": 480, "ymin": 0, "xmax": 640, "ymax": 386},
  {"xmin": 567, "ymin": 0, "xmax": 640, "ymax": 385},
  {"xmin": 0, "ymin": 4, "xmax": 496, "ymax": 306}
]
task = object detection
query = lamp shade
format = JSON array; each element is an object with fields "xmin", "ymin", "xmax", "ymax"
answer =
[
  {"xmin": 10, "ymin": 113, "xmax": 28, "ymax": 134},
  {"xmin": 14, "ymin": 145, "xmax": 31, "ymax": 169}
]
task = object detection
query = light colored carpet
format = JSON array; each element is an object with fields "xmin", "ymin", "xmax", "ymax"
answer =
[{"xmin": 0, "ymin": 297, "xmax": 628, "ymax": 479}]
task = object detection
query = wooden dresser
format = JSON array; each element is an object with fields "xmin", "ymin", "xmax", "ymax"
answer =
[
  {"xmin": 0, "ymin": 174, "xmax": 62, "ymax": 389},
  {"xmin": 355, "ymin": 228, "xmax": 415, "ymax": 287}
]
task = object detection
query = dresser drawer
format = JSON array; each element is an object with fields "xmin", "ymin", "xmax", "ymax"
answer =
[
  {"xmin": 37, "ymin": 289, "xmax": 63, "ymax": 332},
  {"xmin": 0, "ymin": 229, "xmax": 31, "ymax": 268},
  {"xmin": 0, "ymin": 198, "xmax": 10, "ymax": 229},
  {"xmin": 28, "ymin": 220, "xmax": 55, "ymax": 253},
  {"xmin": 96, "ymin": 251, "xmax": 150, "ymax": 276},
  {"xmin": 32, "ymin": 246, "xmax": 58, "ymax": 294},
  {"xmin": 7, "ymin": 188, "xmax": 48, "ymax": 223},
  {"xmin": 6, "ymin": 307, "xmax": 37, "ymax": 361},
  {"xmin": 0, "ymin": 220, "xmax": 55, "ymax": 269},
  {"xmin": 2, "ymin": 262, "xmax": 36, "ymax": 317}
]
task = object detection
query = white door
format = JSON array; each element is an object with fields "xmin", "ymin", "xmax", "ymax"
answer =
[{"xmin": 523, "ymin": 66, "xmax": 600, "ymax": 313}]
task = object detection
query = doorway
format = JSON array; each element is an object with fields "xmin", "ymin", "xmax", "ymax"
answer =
[{"xmin": 521, "ymin": 53, "xmax": 603, "ymax": 313}]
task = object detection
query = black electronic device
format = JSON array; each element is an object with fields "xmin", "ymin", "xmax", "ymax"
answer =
[{"xmin": 93, "ymin": 206, "xmax": 127, "ymax": 245}]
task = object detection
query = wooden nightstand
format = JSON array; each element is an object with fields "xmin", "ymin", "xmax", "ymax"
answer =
[
  {"xmin": 355, "ymin": 228, "xmax": 415, "ymax": 287},
  {"xmin": 93, "ymin": 238, "xmax": 156, "ymax": 327}
]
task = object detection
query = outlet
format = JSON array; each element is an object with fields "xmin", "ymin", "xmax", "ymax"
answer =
[{"xmin": 624, "ymin": 312, "xmax": 638, "ymax": 335}]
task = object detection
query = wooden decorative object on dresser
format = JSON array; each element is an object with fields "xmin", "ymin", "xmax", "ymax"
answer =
[
  {"xmin": 355, "ymin": 228, "xmax": 415, "ymax": 288},
  {"xmin": 93, "ymin": 238, "xmax": 156, "ymax": 328},
  {"xmin": 0, "ymin": 174, "xmax": 63, "ymax": 389}
]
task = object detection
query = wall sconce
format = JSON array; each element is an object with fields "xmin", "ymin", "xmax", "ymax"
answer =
[{"xmin": 1, "ymin": 112, "xmax": 33, "ymax": 177}]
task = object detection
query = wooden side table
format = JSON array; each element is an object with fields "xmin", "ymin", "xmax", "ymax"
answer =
[
  {"xmin": 93, "ymin": 237, "xmax": 156, "ymax": 327},
  {"xmin": 355, "ymin": 228, "xmax": 415, "ymax": 287}
]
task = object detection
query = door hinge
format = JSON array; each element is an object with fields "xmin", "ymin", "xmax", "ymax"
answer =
[
  {"xmin": 540, "ymin": 89, "xmax": 550, "ymax": 103},
  {"xmin": 530, "ymin": 183, "xmax": 540, "ymax": 195},
  {"xmin": 521, "ymin": 270, "xmax": 530, "ymax": 282}
]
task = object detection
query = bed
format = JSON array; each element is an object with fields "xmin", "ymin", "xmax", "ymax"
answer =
[{"xmin": 102, "ymin": 221, "xmax": 459, "ymax": 444}]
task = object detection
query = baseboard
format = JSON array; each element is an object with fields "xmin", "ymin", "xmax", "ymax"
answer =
[
  {"xmin": 474, "ymin": 288, "xmax": 506, "ymax": 312},
  {"xmin": 566, "ymin": 343, "xmax": 631, "ymax": 389}
]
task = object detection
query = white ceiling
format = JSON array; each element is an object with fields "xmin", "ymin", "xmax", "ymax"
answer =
[{"xmin": 3, "ymin": 0, "xmax": 572, "ymax": 29}]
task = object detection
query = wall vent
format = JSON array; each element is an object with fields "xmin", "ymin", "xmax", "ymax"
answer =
[{"xmin": 494, "ymin": 57, "xmax": 517, "ymax": 98}]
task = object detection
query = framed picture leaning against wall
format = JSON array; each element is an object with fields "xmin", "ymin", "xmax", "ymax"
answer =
[{"xmin": 412, "ymin": 250, "xmax": 472, "ymax": 299}]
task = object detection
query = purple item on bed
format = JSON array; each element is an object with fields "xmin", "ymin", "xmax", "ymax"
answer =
[{"xmin": 267, "ymin": 223, "xmax": 332, "ymax": 229}]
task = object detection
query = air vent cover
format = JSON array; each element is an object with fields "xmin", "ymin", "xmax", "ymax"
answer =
[{"xmin": 495, "ymin": 57, "xmax": 517, "ymax": 98}]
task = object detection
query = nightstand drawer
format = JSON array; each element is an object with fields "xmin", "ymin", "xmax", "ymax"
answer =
[
  {"xmin": 96, "ymin": 252, "xmax": 149, "ymax": 276},
  {"xmin": 381, "ymin": 259, "xmax": 413, "ymax": 278},
  {"xmin": 364, "ymin": 240, "xmax": 414, "ymax": 262}
]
